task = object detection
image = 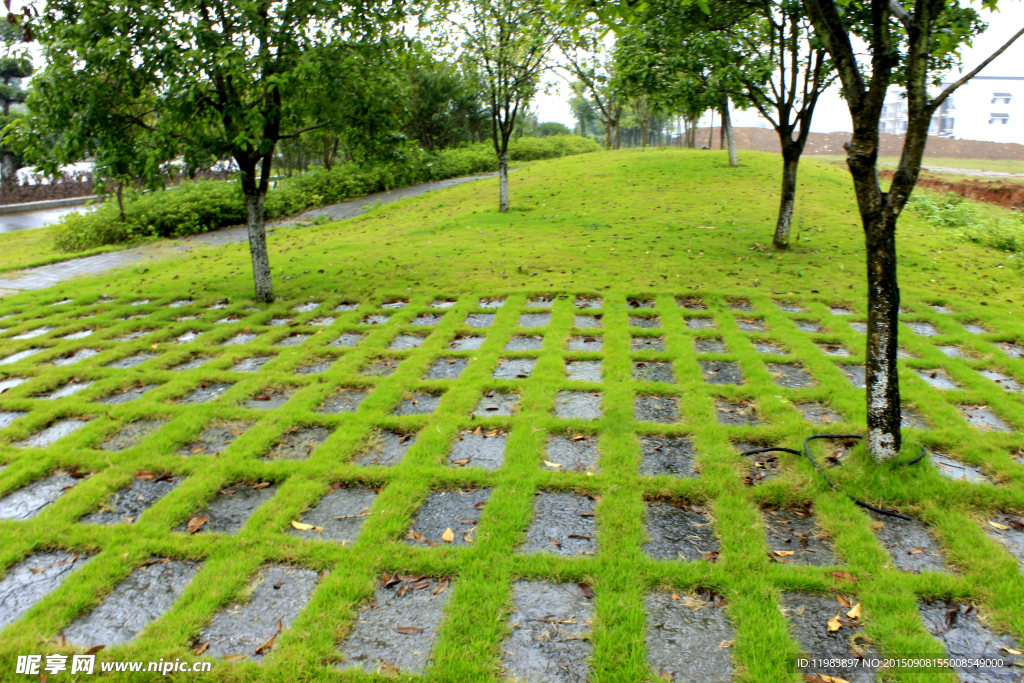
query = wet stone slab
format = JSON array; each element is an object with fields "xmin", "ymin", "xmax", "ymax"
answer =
[
  {"xmin": 380, "ymin": 299, "xmax": 408, "ymax": 310},
  {"xmin": 964, "ymin": 323, "xmax": 987, "ymax": 335},
  {"xmin": 329, "ymin": 332, "xmax": 364, "ymax": 347},
  {"xmin": 406, "ymin": 488, "xmax": 490, "ymax": 547},
  {"xmin": 645, "ymin": 591, "xmax": 733, "ymax": 683},
  {"xmin": 232, "ymin": 356, "xmax": 275, "ymax": 372},
  {"xmin": 474, "ymin": 391, "xmax": 519, "ymax": 416},
  {"xmin": 506, "ymin": 335, "xmax": 544, "ymax": 351},
  {"xmin": 816, "ymin": 342, "xmax": 851, "ymax": 357},
  {"xmin": 411, "ymin": 314, "xmax": 444, "ymax": 326},
  {"xmin": 554, "ymin": 391, "xmax": 602, "ymax": 420},
  {"xmin": 177, "ymin": 382, "xmax": 233, "ymax": 405},
  {"xmin": 173, "ymin": 330, "xmax": 202, "ymax": 344},
  {"xmin": 959, "ymin": 405, "xmax": 1011, "ymax": 432},
  {"xmin": 628, "ymin": 298, "xmax": 655, "ymax": 309},
  {"xmin": 906, "ymin": 321, "xmax": 939, "ymax": 336},
  {"xmin": 361, "ymin": 358, "xmax": 400, "ymax": 378},
  {"xmin": 361, "ymin": 315, "xmax": 390, "ymax": 326},
  {"xmin": 545, "ymin": 435, "xmax": 599, "ymax": 473},
  {"xmin": 494, "ymin": 358, "xmax": 537, "ymax": 380},
  {"xmin": 448, "ymin": 334, "xmax": 484, "ymax": 351},
  {"xmin": 999, "ymin": 342, "xmax": 1024, "ymax": 358},
  {"xmin": 0, "ymin": 348, "xmax": 44, "ymax": 365},
  {"xmin": 53, "ymin": 348, "xmax": 100, "ymax": 366},
  {"xmin": 268, "ymin": 317, "xmax": 293, "ymax": 327},
  {"xmin": 568, "ymin": 335, "xmax": 602, "ymax": 351},
  {"xmin": 179, "ymin": 420, "xmax": 251, "ymax": 456},
  {"xmin": 830, "ymin": 306, "xmax": 853, "ymax": 316},
  {"xmin": 14, "ymin": 419, "xmax": 90, "ymax": 448},
  {"xmin": 640, "ymin": 436, "xmax": 697, "ymax": 477},
  {"xmin": 782, "ymin": 593, "xmax": 876, "ymax": 683},
  {"xmin": 848, "ymin": 322, "xmax": 868, "ymax": 334},
  {"xmin": 736, "ymin": 318, "xmax": 765, "ymax": 332},
  {"xmin": 425, "ymin": 357, "xmax": 467, "ymax": 380},
  {"xmin": 200, "ymin": 565, "xmax": 319, "ymax": 661},
  {"xmin": 98, "ymin": 418, "xmax": 166, "ymax": 451},
  {"xmin": 309, "ymin": 316, "xmax": 335, "ymax": 326},
  {"xmin": 388, "ymin": 335, "xmax": 425, "ymax": 350},
  {"xmin": 776, "ymin": 301, "xmax": 805, "ymax": 313},
  {"xmin": 635, "ymin": 394, "xmax": 680, "ymax": 424},
  {"xmin": 502, "ymin": 581, "xmax": 593, "ymax": 683},
  {"xmin": 222, "ymin": 332, "xmax": 258, "ymax": 346},
  {"xmin": 431, "ymin": 298, "xmax": 458, "ymax": 308},
  {"xmin": 354, "ymin": 431, "xmax": 416, "ymax": 467},
  {"xmin": 978, "ymin": 369, "xmax": 1023, "ymax": 392},
  {"xmin": 795, "ymin": 320, "xmax": 822, "ymax": 333},
  {"xmin": 318, "ymin": 388, "xmax": 368, "ymax": 414},
  {"xmin": 339, "ymin": 575, "xmax": 451, "ymax": 674},
  {"xmin": 466, "ymin": 313, "xmax": 495, "ymax": 328},
  {"xmin": 82, "ymin": 475, "xmax": 181, "ymax": 524},
  {"xmin": 687, "ymin": 317, "xmax": 715, "ymax": 330},
  {"xmin": 178, "ymin": 482, "xmax": 278, "ymax": 535},
  {"xmin": 574, "ymin": 315, "xmax": 601, "ymax": 329},
  {"xmin": 630, "ymin": 316, "xmax": 660, "ymax": 329},
  {"xmin": 169, "ymin": 356, "xmax": 213, "ymax": 371},
  {"xmin": 677, "ymin": 297, "xmax": 705, "ymax": 310},
  {"xmin": 644, "ymin": 502, "xmax": 718, "ymax": 561},
  {"xmin": 392, "ymin": 392, "xmax": 442, "ymax": 416},
  {"xmin": 841, "ymin": 364, "xmax": 866, "ymax": 388},
  {"xmin": 243, "ymin": 386, "xmax": 296, "ymax": 410},
  {"xmin": 700, "ymin": 361, "xmax": 743, "ymax": 385},
  {"xmin": 0, "ymin": 551, "xmax": 91, "ymax": 629},
  {"xmin": 867, "ymin": 510, "xmax": 946, "ymax": 573},
  {"xmin": 479, "ymin": 297, "xmax": 505, "ymax": 309},
  {"xmin": 0, "ymin": 376, "xmax": 27, "ymax": 393},
  {"xmin": 631, "ymin": 336, "xmax": 663, "ymax": 352},
  {"xmin": 0, "ymin": 410, "xmax": 27, "ymax": 429},
  {"xmin": 633, "ymin": 361, "xmax": 675, "ymax": 384},
  {"xmin": 919, "ymin": 600, "xmax": 1023, "ymax": 683},
  {"xmin": 0, "ymin": 472, "xmax": 82, "ymax": 520},
  {"xmin": 521, "ymin": 492, "xmax": 596, "ymax": 556},
  {"xmin": 448, "ymin": 430, "xmax": 506, "ymax": 470},
  {"xmin": 12, "ymin": 326, "xmax": 53, "ymax": 340},
  {"xmin": 901, "ymin": 407, "xmax": 929, "ymax": 429},
  {"xmin": 575, "ymin": 296, "xmax": 602, "ymax": 309},
  {"xmin": 105, "ymin": 352, "xmax": 157, "ymax": 369},
  {"xmin": 985, "ymin": 513, "xmax": 1024, "ymax": 572},
  {"xmin": 797, "ymin": 402, "xmax": 843, "ymax": 425},
  {"xmin": 736, "ymin": 442, "xmax": 779, "ymax": 485},
  {"xmin": 275, "ymin": 333, "xmax": 309, "ymax": 347},
  {"xmin": 566, "ymin": 360, "xmax": 602, "ymax": 383},
  {"xmin": 766, "ymin": 363, "xmax": 816, "ymax": 388},
  {"xmin": 294, "ymin": 360, "xmax": 333, "ymax": 375},
  {"xmin": 520, "ymin": 313, "xmax": 551, "ymax": 328},
  {"xmin": 290, "ymin": 486, "xmax": 377, "ymax": 544},
  {"xmin": 931, "ymin": 451, "xmax": 992, "ymax": 484},
  {"xmin": 916, "ymin": 368, "xmax": 959, "ymax": 390},
  {"xmin": 264, "ymin": 426, "xmax": 331, "ymax": 461},
  {"xmin": 753, "ymin": 340, "xmax": 787, "ymax": 355},
  {"xmin": 96, "ymin": 383, "xmax": 159, "ymax": 405},
  {"xmin": 764, "ymin": 508, "xmax": 836, "ymax": 566},
  {"xmin": 63, "ymin": 559, "xmax": 199, "ymax": 647},
  {"xmin": 694, "ymin": 338, "xmax": 726, "ymax": 353}
]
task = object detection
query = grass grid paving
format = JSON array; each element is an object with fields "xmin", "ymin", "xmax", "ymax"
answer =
[{"xmin": 0, "ymin": 288, "xmax": 1021, "ymax": 681}]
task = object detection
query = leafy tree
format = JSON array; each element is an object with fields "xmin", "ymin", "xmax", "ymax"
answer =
[
  {"xmin": 0, "ymin": 19, "xmax": 30, "ymax": 189},
  {"xmin": 535, "ymin": 121, "xmax": 572, "ymax": 136},
  {"xmin": 14, "ymin": 0, "xmax": 409, "ymax": 302},
  {"xmin": 804, "ymin": 0, "xmax": 1023, "ymax": 461},
  {"xmin": 403, "ymin": 58, "xmax": 489, "ymax": 151},
  {"xmin": 568, "ymin": 81, "xmax": 603, "ymax": 139},
  {"xmin": 558, "ymin": 29, "xmax": 624, "ymax": 149}
]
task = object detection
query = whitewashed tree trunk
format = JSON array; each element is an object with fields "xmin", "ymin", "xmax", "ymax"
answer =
[
  {"xmin": 245, "ymin": 191, "xmax": 274, "ymax": 303},
  {"xmin": 722, "ymin": 101, "xmax": 738, "ymax": 168},
  {"xmin": 498, "ymin": 152, "xmax": 509, "ymax": 213}
]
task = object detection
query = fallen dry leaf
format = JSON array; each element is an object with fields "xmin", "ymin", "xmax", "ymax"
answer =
[
  {"xmin": 290, "ymin": 520, "xmax": 315, "ymax": 531},
  {"xmin": 432, "ymin": 580, "xmax": 449, "ymax": 595},
  {"xmin": 831, "ymin": 571, "xmax": 858, "ymax": 583},
  {"xmin": 191, "ymin": 641, "xmax": 210, "ymax": 656},
  {"xmin": 827, "ymin": 614, "xmax": 843, "ymax": 632},
  {"xmin": 441, "ymin": 527, "xmax": 455, "ymax": 543},
  {"xmin": 847, "ymin": 603, "xmax": 862, "ymax": 620},
  {"xmin": 252, "ymin": 482, "xmax": 271, "ymax": 490},
  {"xmin": 578, "ymin": 583, "xmax": 595, "ymax": 598},
  {"xmin": 989, "ymin": 521, "xmax": 1011, "ymax": 531},
  {"xmin": 185, "ymin": 516, "xmax": 209, "ymax": 534},
  {"xmin": 84, "ymin": 645, "xmax": 105, "ymax": 655},
  {"xmin": 773, "ymin": 550, "xmax": 795, "ymax": 557},
  {"xmin": 394, "ymin": 626, "xmax": 424, "ymax": 635},
  {"xmin": 254, "ymin": 633, "xmax": 276, "ymax": 655},
  {"xmin": 836, "ymin": 595, "xmax": 850, "ymax": 608},
  {"xmin": 543, "ymin": 460, "xmax": 562, "ymax": 468}
]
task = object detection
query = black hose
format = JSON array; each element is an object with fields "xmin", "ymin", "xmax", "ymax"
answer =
[{"xmin": 740, "ymin": 434, "xmax": 928, "ymax": 521}]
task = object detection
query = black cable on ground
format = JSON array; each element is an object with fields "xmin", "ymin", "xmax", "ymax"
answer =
[{"xmin": 741, "ymin": 434, "xmax": 928, "ymax": 521}]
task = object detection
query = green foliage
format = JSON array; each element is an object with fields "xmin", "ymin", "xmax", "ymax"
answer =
[
  {"xmin": 534, "ymin": 122, "xmax": 572, "ymax": 137},
  {"xmin": 910, "ymin": 192, "xmax": 1024, "ymax": 254}
]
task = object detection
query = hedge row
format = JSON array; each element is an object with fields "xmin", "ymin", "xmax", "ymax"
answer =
[{"xmin": 51, "ymin": 136, "xmax": 600, "ymax": 252}]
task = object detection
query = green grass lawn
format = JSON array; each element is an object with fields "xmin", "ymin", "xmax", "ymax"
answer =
[{"xmin": 0, "ymin": 149, "xmax": 1022, "ymax": 682}]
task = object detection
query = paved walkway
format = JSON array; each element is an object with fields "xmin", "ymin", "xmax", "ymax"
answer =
[{"xmin": 0, "ymin": 173, "xmax": 496, "ymax": 290}]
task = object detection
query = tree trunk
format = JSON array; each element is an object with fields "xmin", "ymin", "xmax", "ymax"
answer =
[
  {"xmin": 498, "ymin": 152, "xmax": 509, "ymax": 213},
  {"xmin": 722, "ymin": 101, "xmax": 738, "ymax": 168},
  {"xmin": 641, "ymin": 125, "xmax": 648, "ymax": 148},
  {"xmin": 773, "ymin": 145, "xmax": 800, "ymax": 248},
  {"xmin": 238, "ymin": 157, "xmax": 274, "ymax": 304},
  {"xmin": 116, "ymin": 183, "xmax": 125, "ymax": 223},
  {"xmin": 0, "ymin": 152, "xmax": 16, "ymax": 190},
  {"xmin": 614, "ymin": 121, "xmax": 620, "ymax": 150},
  {"xmin": 707, "ymin": 108, "xmax": 714, "ymax": 149}
]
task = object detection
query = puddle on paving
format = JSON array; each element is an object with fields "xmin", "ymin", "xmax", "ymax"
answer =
[
  {"xmin": 96, "ymin": 383, "xmax": 159, "ymax": 405},
  {"xmin": 425, "ymin": 357, "xmax": 467, "ymax": 380},
  {"xmin": 105, "ymin": 352, "xmax": 157, "ymax": 369},
  {"xmin": 502, "ymin": 581, "xmax": 593, "ymax": 683},
  {"xmin": 411, "ymin": 313, "xmax": 444, "ymax": 326},
  {"xmin": 0, "ymin": 551, "xmax": 91, "ymax": 629},
  {"xmin": 678, "ymin": 297, "xmax": 706, "ymax": 310},
  {"xmin": 232, "ymin": 356, "xmax": 275, "ymax": 372},
  {"xmin": 645, "ymin": 591, "xmax": 733, "ymax": 683},
  {"xmin": 931, "ymin": 451, "xmax": 992, "ymax": 483},
  {"xmin": 554, "ymin": 391, "xmax": 602, "ymax": 420},
  {"xmin": 290, "ymin": 486, "xmax": 377, "ymax": 544},
  {"xmin": 905, "ymin": 321, "xmax": 939, "ymax": 337},
  {"xmin": 466, "ymin": 313, "xmax": 495, "ymax": 328},
  {"xmin": 816, "ymin": 342, "xmax": 851, "ymax": 357},
  {"xmin": 448, "ymin": 429, "xmax": 506, "ymax": 470},
  {"xmin": 959, "ymin": 405, "xmax": 1011, "ymax": 432},
  {"xmin": 797, "ymin": 402, "xmax": 843, "ymax": 425},
  {"xmin": 406, "ymin": 488, "xmax": 490, "ymax": 547},
  {"xmin": 754, "ymin": 340, "xmax": 787, "ymax": 355},
  {"xmin": 169, "ymin": 355, "xmax": 213, "ymax": 371},
  {"xmin": 200, "ymin": 565, "xmax": 318, "ymax": 661},
  {"xmin": 294, "ymin": 360, "xmax": 333, "ymax": 375},
  {"xmin": 0, "ymin": 411, "xmax": 26, "ymax": 429},
  {"xmin": 177, "ymin": 382, "xmax": 233, "ymax": 404},
  {"xmin": 0, "ymin": 472, "xmax": 83, "ymax": 519},
  {"xmin": 339, "ymin": 574, "xmax": 451, "ymax": 674},
  {"xmin": 506, "ymin": 335, "xmax": 544, "ymax": 351},
  {"xmin": 635, "ymin": 394, "xmax": 680, "ymax": 423},
  {"xmin": 916, "ymin": 368, "xmax": 959, "ymax": 390},
  {"xmin": 82, "ymin": 475, "xmax": 180, "ymax": 525},
  {"xmin": 473, "ymin": 391, "xmax": 519, "ymax": 416},
  {"xmin": 736, "ymin": 319, "xmax": 765, "ymax": 332},
  {"xmin": 520, "ymin": 313, "xmax": 550, "ymax": 328},
  {"xmin": 222, "ymin": 332, "xmax": 258, "ymax": 346},
  {"xmin": 985, "ymin": 513, "xmax": 1024, "ymax": 572},
  {"xmin": 574, "ymin": 315, "xmax": 601, "ymax": 329},
  {"xmin": 781, "ymin": 593, "xmax": 876, "ymax": 683},
  {"xmin": 361, "ymin": 314, "xmax": 391, "ymax": 326},
  {"xmin": 867, "ymin": 510, "xmax": 947, "ymax": 573},
  {"xmin": 177, "ymin": 482, "xmax": 278, "ymax": 535},
  {"xmin": 14, "ymin": 419, "xmax": 91, "ymax": 449},
  {"xmin": 566, "ymin": 360, "xmax": 602, "ymax": 383},
  {"xmin": 632, "ymin": 361, "xmax": 674, "ymax": 384},
  {"xmin": 0, "ymin": 348, "xmax": 43, "ymax": 365},
  {"xmin": 480, "ymin": 297, "xmax": 505, "ymax": 309},
  {"xmin": 354, "ymin": 431, "xmax": 416, "ymax": 467},
  {"xmin": 919, "ymin": 600, "xmax": 1023, "ymax": 683},
  {"xmin": 841, "ymin": 364, "xmax": 866, "ymax": 388},
  {"xmin": 520, "ymin": 492, "xmax": 596, "ymax": 556},
  {"xmin": 329, "ymin": 332, "xmax": 364, "ymax": 347},
  {"xmin": 694, "ymin": 338, "xmax": 725, "ymax": 353},
  {"xmin": 640, "ymin": 436, "xmax": 697, "ymax": 477},
  {"xmin": 388, "ymin": 335, "xmax": 425, "ymax": 350},
  {"xmin": 179, "ymin": 420, "xmax": 251, "ymax": 456},
  {"xmin": 37, "ymin": 380, "xmax": 92, "ymax": 399},
  {"xmin": 999, "ymin": 342, "xmax": 1024, "ymax": 358},
  {"xmin": 52, "ymin": 348, "xmax": 100, "ymax": 366},
  {"xmin": 978, "ymin": 369, "xmax": 1022, "ymax": 392},
  {"xmin": 393, "ymin": 392, "xmax": 442, "ymax": 416},
  {"xmin": 263, "ymin": 426, "xmax": 331, "ymax": 461},
  {"xmin": 494, "ymin": 358, "xmax": 537, "ymax": 380},
  {"xmin": 243, "ymin": 386, "xmax": 296, "ymax": 410},
  {"xmin": 901, "ymin": 407, "xmax": 929, "ymax": 429},
  {"xmin": 631, "ymin": 336, "xmax": 663, "ymax": 352},
  {"xmin": 318, "ymin": 388, "xmax": 369, "ymax": 413},
  {"xmin": 448, "ymin": 334, "xmax": 484, "ymax": 350},
  {"xmin": 964, "ymin": 323, "xmax": 987, "ymax": 335},
  {"xmin": 766, "ymin": 363, "xmax": 816, "ymax": 388},
  {"xmin": 63, "ymin": 559, "xmax": 199, "ymax": 647},
  {"xmin": 575, "ymin": 297, "xmax": 602, "ymax": 309},
  {"xmin": 431, "ymin": 298, "xmax": 458, "ymax": 308},
  {"xmin": 795, "ymin": 320, "xmax": 822, "ymax": 333},
  {"xmin": 545, "ymin": 435, "xmax": 599, "ymax": 473},
  {"xmin": 644, "ymin": 502, "xmax": 718, "ymax": 561},
  {"xmin": 764, "ymin": 507, "xmax": 835, "ymax": 565},
  {"xmin": 361, "ymin": 358, "xmax": 400, "ymax": 377},
  {"xmin": 275, "ymin": 333, "xmax": 309, "ymax": 347},
  {"xmin": 630, "ymin": 316, "xmax": 660, "ymax": 329},
  {"xmin": 700, "ymin": 361, "xmax": 744, "ymax": 385}
]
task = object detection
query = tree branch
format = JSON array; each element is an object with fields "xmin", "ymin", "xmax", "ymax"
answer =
[{"xmin": 930, "ymin": 24, "xmax": 1024, "ymax": 113}]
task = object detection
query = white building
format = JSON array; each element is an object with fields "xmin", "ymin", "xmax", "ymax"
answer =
[{"xmin": 879, "ymin": 76, "xmax": 1024, "ymax": 144}]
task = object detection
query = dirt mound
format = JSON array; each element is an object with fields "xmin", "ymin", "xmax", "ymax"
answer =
[
  {"xmin": 879, "ymin": 170, "xmax": 1024, "ymax": 210},
  {"xmin": 691, "ymin": 127, "xmax": 1024, "ymax": 160}
]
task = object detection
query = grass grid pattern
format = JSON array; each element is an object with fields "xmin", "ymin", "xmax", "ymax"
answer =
[{"xmin": 0, "ymin": 285, "xmax": 1022, "ymax": 682}]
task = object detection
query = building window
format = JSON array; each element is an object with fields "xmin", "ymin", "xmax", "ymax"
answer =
[
  {"xmin": 989, "ymin": 113, "xmax": 1010, "ymax": 124},
  {"xmin": 992, "ymin": 93, "xmax": 1012, "ymax": 104}
]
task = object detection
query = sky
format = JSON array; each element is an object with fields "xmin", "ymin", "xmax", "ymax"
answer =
[{"xmin": 535, "ymin": 2, "xmax": 1024, "ymax": 134}]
